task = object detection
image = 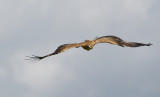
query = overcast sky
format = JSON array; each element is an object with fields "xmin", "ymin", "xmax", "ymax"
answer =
[{"xmin": 0, "ymin": 0, "xmax": 160, "ymax": 97}]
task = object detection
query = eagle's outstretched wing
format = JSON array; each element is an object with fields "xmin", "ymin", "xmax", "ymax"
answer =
[
  {"xmin": 95, "ymin": 36, "xmax": 125, "ymax": 47},
  {"xmin": 26, "ymin": 43, "xmax": 84, "ymax": 61},
  {"xmin": 26, "ymin": 35, "xmax": 152, "ymax": 61},
  {"xmin": 95, "ymin": 35, "xmax": 152, "ymax": 47}
]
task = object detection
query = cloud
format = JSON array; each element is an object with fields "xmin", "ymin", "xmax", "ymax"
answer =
[
  {"xmin": 1, "ymin": 0, "xmax": 160, "ymax": 97},
  {"xmin": 0, "ymin": 0, "xmax": 152, "ymax": 43},
  {"xmin": 10, "ymin": 50, "xmax": 75, "ymax": 91},
  {"xmin": 0, "ymin": 64, "xmax": 7, "ymax": 77}
]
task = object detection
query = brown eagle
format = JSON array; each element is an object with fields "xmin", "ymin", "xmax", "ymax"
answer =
[{"xmin": 26, "ymin": 35, "xmax": 152, "ymax": 61}]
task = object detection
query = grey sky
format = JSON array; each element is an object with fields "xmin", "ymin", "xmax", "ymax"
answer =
[{"xmin": 0, "ymin": 0, "xmax": 160, "ymax": 97}]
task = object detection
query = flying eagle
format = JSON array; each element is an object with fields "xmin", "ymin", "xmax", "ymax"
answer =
[{"xmin": 26, "ymin": 35, "xmax": 152, "ymax": 61}]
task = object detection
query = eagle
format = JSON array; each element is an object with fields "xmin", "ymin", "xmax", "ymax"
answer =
[{"xmin": 26, "ymin": 35, "xmax": 152, "ymax": 61}]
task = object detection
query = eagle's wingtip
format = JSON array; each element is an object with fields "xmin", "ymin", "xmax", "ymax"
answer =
[
  {"xmin": 25, "ymin": 55, "xmax": 44, "ymax": 62},
  {"xmin": 147, "ymin": 43, "xmax": 152, "ymax": 46}
]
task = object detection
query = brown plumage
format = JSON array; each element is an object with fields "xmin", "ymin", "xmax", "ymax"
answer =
[{"xmin": 26, "ymin": 35, "xmax": 152, "ymax": 61}]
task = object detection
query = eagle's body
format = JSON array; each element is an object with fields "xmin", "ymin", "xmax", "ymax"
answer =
[{"xmin": 27, "ymin": 35, "xmax": 152, "ymax": 61}]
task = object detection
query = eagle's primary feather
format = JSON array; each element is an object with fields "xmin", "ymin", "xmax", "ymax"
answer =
[{"xmin": 26, "ymin": 35, "xmax": 152, "ymax": 61}]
